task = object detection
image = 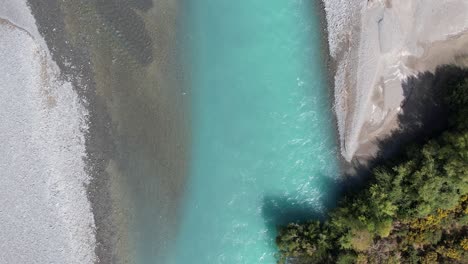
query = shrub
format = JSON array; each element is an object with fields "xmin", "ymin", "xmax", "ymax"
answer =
[
  {"xmin": 421, "ymin": 252, "xmax": 438, "ymax": 264},
  {"xmin": 350, "ymin": 229, "xmax": 373, "ymax": 252},
  {"xmin": 336, "ymin": 253, "xmax": 357, "ymax": 264}
]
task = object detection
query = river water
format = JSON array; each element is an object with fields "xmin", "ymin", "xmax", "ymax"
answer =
[
  {"xmin": 28, "ymin": 0, "xmax": 340, "ymax": 263},
  {"xmin": 167, "ymin": 1, "xmax": 340, "ymax": 263}
]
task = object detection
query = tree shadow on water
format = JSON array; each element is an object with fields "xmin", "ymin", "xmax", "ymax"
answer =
[
  {"xmin": 261, "ymin": 195, "xmax": 322, "ymax": 247},
  {"xmin": 261, "ymin": 175, "xmax": 339, "ymax": 242},
  {"xmin": 261, "ymin": 66, "xmax": 468, "ymax": 244}
]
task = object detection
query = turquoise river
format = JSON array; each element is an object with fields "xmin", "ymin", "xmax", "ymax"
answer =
[{"xmin": 167, "ymin": 1, "xmax": 341, "ymax": 263}]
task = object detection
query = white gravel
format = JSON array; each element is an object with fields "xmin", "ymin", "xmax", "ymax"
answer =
[
  {"xmin": 322, "ymin": 0, "xmax": 363, "ymax": 58},
  {"xmin": 0, "ymin": 2, "xmax": 96, "ymax": 264}
]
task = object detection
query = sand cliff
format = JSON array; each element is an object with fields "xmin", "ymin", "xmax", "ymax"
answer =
[{"xmin": 323, "ymin": 0, "xmax": 468, "ymax": 162}]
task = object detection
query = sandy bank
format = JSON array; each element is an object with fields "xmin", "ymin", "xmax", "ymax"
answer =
[
  {"xmin": 0, "ymin": 2, "xmax": 95, "ymax": 263},
  {"xmin": 323, "ymin": 0, "xmax": 468, "ymax": 162}
]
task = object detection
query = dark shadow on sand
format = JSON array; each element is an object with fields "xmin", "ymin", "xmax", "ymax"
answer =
[
  {"xmin": 344, "ymin": 65, "xmax": 468, "ymax": 193},
  {"xmin": 377, "ymin": 65, "xmax": 468, "ymax": 158}
]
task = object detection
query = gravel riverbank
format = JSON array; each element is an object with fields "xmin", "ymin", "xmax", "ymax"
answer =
[{"xmin": 0, "ymin": 1, "xmax": 96, "ymax": 263}]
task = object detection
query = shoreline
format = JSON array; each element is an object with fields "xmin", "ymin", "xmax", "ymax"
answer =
[
  {"xmin": 319, "ymin": 0, "xmax": 363, "ymax": 171},
  {"xmin": 313, "ymin": 0, "xmax": 346, "ymax": 168},
  {"xmin": 314, "ymin": 0, "xmax": 346, "ymax": 171}
]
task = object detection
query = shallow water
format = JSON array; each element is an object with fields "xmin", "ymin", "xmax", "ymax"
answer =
[{"xmin": 168, "ymin": 1, "xmax": 340, "ymax": 263}]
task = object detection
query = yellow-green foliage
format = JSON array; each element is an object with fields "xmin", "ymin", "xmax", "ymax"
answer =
[
  {"xmin": 356, "ymin": 254, "xmax": 368, "ymax": 264},
  {"xmin": 461, "ymin": 238, "xmax": 468, "ymax": 251},
  {"xmin": 409, "ymin": 209, "xmax": 449, "ymax": 231},
  {"xmin": 436, "ymin": 246, "xmax": 462, "ymax": 261},
  {"xmin": 350, "ymin": 230, "xmax": 373, "ymax": 252},
  {"xmin": 421, "ymin": 252, "xmax": 438, "ymax": 264},
  {"xmin": 375, "ymin": 218, "xmax": 393, "ymax": 238}
]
